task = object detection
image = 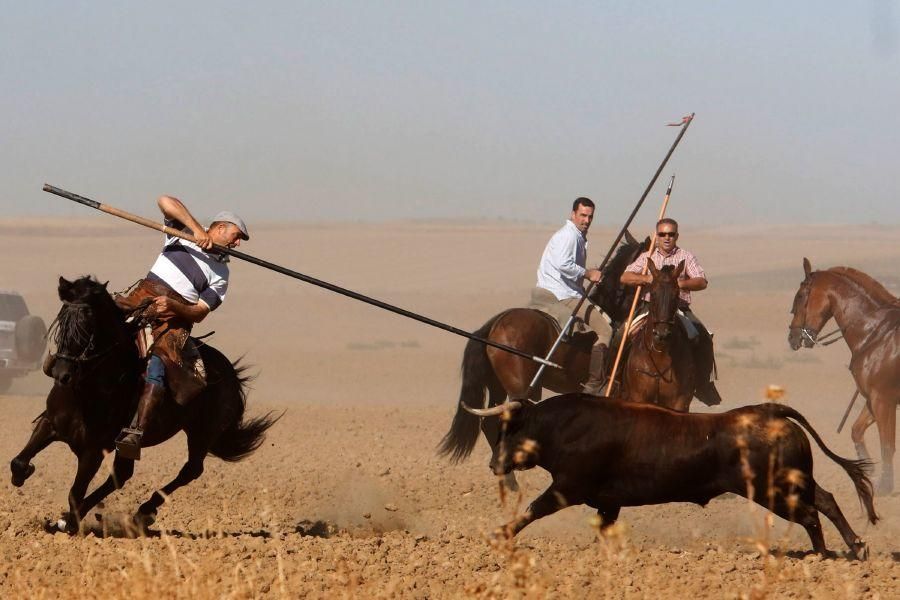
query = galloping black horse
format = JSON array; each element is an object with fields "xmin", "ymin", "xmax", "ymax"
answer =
[{"xmin": 9, "ymin": 276, "xmax": 279, "ymax": 533}]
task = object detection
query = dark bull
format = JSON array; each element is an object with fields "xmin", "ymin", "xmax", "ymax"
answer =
[{"xmin": 464, "ymin": 394, "xmax": 877, "ymax": 560}]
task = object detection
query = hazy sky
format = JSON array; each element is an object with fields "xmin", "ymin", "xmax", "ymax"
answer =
[{"xmin": 2, "ymin": 2, "xmax": 898, "ymax": 227}]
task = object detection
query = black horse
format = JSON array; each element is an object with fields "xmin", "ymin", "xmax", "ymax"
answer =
[{"xmin": 9, "ymin": 275, "xmax": 279, "ymax": 533}]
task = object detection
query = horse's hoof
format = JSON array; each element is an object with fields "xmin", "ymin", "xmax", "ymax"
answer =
[
  {"xmin": 44, "ymin": 515, "xmax": 77, "ymax": 535},
  {"xmin": 132, "ymin": 511, "xmax": 156, "ymax": 534},
  {"xmin": 851, "ymin": 540, "xmax": 869, "ymax": 562},
  {"xmin": 10, "ymin": 462, "xmax": 35, "ymax": 487}
]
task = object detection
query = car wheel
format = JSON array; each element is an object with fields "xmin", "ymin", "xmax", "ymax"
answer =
[{"xmin": 15, "ymin": 315, "xmax": 47, "ymax": 363}]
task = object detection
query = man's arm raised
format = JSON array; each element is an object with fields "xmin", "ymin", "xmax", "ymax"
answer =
[{"xmin": 158, "ymin": 195, "xmax": 212, "ymax": 249}]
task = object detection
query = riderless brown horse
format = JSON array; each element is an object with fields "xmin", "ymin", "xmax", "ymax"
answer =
[
  {"xmin": 789, "ymin": 258, "xmax": 899, "ymax": 495},
  {"xmin": 9, "ymin": 276, "xmax": 280, "ymax": 533},
  {"xmin": 621, "ymin": 260, "xmax": 696, "ymax": 411}
]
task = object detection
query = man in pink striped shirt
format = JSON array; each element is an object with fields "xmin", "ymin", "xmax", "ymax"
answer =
[{"xmin": 621, "ymin": 218, "xmax": 721, "ymax": 406}]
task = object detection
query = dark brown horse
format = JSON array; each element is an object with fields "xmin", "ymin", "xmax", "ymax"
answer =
[
  {"xmin": 621, "ymin": 260, "xmax": 696, "ymax": 411},
  {"xmin": 9, "ymin": 276, "xmax": 280, "ymax": 533},
  {"xmin": 789, "ymin": 258, "xmax": 899, "ymax": 494}
]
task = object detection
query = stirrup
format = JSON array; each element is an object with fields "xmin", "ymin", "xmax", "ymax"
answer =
[{"xmin": 115, "ymin": 428, "xmax": 144, "ymax": 460}]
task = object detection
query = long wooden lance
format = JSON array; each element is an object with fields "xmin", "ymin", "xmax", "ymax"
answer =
[
  {"xmin": 604, "ymin": 175, "xmax": 675, "ymax": 396},
  {"xmin": 526, "ymin": 113, "xmax": 695, "ymax": 395},
  {"xmin": 42, "ymin": 184, "xmax": 563, "ymax": 370}
]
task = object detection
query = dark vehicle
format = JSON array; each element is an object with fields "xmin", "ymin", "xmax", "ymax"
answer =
[{"xmin": 0, "ymin": 290, "xmax": 47, "ymax": 393}]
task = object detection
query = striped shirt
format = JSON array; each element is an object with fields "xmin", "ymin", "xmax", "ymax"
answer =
[
  {"xmin": 146, "ymin": 218, "xmax": 229, "ymax": 311},
  {"xmin": 625, "ymin": 246, "xmax": 706, "ymax": 305}
]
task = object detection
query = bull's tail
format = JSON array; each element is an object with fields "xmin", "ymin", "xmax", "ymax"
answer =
[
  {"xmin": 765, "ymin": 403, "xmax": 878, "ymax": 525},
  {"xmin": 437, "ymin": 314, "xmax": 503, "ymax": 463}
]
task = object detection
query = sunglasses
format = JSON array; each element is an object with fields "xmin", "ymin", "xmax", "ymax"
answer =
[{"xmin": 657, "ymin": 231, "xmax": 677, "ymax": 238}]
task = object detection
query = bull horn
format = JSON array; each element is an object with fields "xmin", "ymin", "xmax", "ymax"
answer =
[{"xmin": 461, "ymin": 401, "xmax": 522, "ymax": 417}]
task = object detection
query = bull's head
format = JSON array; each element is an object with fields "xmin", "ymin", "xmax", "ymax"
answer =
[{"xmin": 461, "ymin": 401, "xmax": 539, "ymax": 475}]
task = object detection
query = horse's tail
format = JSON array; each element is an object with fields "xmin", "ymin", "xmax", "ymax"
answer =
[
  {"xmin": 437, "ymin": 313, "xmax": 503, "ymax": 463},
  {"xmin": 209, "ymin": 360, "xmax": 283, "ymax": 463},
  {"xmin": 765, "ymin": 403, "xmax": 878, "ymax": 525}
]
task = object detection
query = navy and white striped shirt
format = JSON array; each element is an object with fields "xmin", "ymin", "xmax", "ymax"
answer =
[{"xmin": 146, "ymin": 218, "xmax": 229, "ymax": 311}]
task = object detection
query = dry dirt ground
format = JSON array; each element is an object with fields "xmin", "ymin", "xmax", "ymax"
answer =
[{"xmin": 1, "ymin": 219, "xmax": 898, "ymax": 598}]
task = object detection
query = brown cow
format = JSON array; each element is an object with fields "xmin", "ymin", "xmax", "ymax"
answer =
[{"xmin": 463, "ymin": 394, "xmax": 877, "ymax": 560}]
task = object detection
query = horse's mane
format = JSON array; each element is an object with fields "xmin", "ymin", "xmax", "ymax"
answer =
[
  {"xmin": 52, "ymin": 276, "xmax": 127, "ymax": 348},
  {"xmin": 593, "ymin": 235, "xmax": 650, "ymax": 324},
  {"xmin": 826, "ymin": 267, "xmax": 897, "ymax": 306},
  {"xmin": 602, "ymin": 236, "xmax": 649, "ymax": 279}
]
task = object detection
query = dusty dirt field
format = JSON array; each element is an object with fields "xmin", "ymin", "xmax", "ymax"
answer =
[{"xmin": 1, "ymin": 218, "xmax": 898, "ymax": 598}]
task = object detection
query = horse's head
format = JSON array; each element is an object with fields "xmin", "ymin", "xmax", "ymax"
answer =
[
  {"xmin": 788, "ymin": 257, "xmax": 832, "ymax": 350},
  {"xmin": 51, "ymin": 276, "xmax": 127, "ymax": 386},
  {"xmin": 646, "ymin": 260, "xmax": 684, "ymax": 349},
  {"xmin": 590, "ymin": 234, "xmax": 649, "ymax": 324}
]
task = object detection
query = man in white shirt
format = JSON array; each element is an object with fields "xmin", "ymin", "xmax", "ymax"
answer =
[{"xmin": 532, "ymin": 198, "xmax": 612, "ymax": 395}]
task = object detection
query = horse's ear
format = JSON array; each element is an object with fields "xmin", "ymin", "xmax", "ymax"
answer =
[
  {"xmin": 642, "ymin": 236, "xmax": 652, "ymax": 251},
  {"xmin": 58, "ymin": 276, "xmax": 73, "ymax": 300},
  {"xmin": 623, "ymin": 228, "xmax": 637, "ymax": 246},
  {"xmin": 803, "ymin": 257, "xmax": 812, "ymax": 278},
  {"xmin": 674, "ymin": 259, "xmax": 685, "ymax": 279},
  {"xmin": 647, "ymin": 260, "xmax": 659, "ymax": 276},
  {"xmin": 102, "ymin": 281, "xmax": 110, "ymax": 290}
]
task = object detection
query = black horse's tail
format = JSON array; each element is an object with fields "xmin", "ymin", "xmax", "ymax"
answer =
[
  {"xmin": 437, "ymin": 314, "xmax": 503, "ymax": 463},
  {"xmin": 765, "ymin": 403, "xmax": 878, "ymax": 525},
  {"xmin": 210, "ymin": 360, "xmax": 282, "ymax": 463}
]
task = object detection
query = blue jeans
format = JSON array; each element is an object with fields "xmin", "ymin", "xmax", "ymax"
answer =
[{"xmin": 145, "ymin": 354, "xmax": 166, "ymax": 386}]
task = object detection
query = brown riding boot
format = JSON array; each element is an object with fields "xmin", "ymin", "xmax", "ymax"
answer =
[
  {"xmin": 115, "ymin": 383, "xmax": 164, "ymax": 461},
  {"xmin": 582, "ymin": 344, "xmax": 609, "ymax": 396}
]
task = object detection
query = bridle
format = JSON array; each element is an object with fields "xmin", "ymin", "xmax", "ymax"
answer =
[
  {"xmin": 50, "ymin": 300, "xmax": 127, "ymax": 371},
  {"xmin": 636, "ymin": 278, "xmax": 678, "ymax": 388},
  {"xmin": 792, "ymin": 275, "xmax": 843, "ymax": 347},
  {"xmin": 646, "ymin": 279, "xmax": 678, "ymax": 354}
]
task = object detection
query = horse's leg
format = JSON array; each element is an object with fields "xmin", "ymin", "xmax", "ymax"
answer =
[
  {"xmin": 870, "ymin": 392, "xmax": 896, "ymax": 495},
  {"xmin": 46, "ymin": 449, "xmax": 104, "ymax": 534},
  {"xmin": 850, "ymin": 401, "xmax": 875, "ymax": 460},
  {"xmin": 134, "ymin": 432, "xmax": 208, "ymax": 527},
  {"xmin": 10, "ymin": 413, "xmax": 56, "ymax": 487},
  {"xmin": 76, "ymin": 454, "xmax": 136, "ymax": 521}
]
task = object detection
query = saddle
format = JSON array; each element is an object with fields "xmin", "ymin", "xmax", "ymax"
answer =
[
  {"xmin": 114, "ymin": 279, "xmax": 207, "ymax": 406},
  {"xmin": 526, "ymin": 290, "xmax": 597, "ymax": 350}
]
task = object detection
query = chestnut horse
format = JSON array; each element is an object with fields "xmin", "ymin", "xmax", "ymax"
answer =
[
  {"xmin": 621, "ymin": 260, "xmax": 696, "ymax": 412},
  {"xmin": 437, "ymin": 239, "xmax": 646, "ymax": 470},
  {"xmin": 9, "ymin": 276, "xmax": 280, "ymax": 533},
  {"xmin": 789, "ymin": 258, "xmax": 900, "ymax": 494}
]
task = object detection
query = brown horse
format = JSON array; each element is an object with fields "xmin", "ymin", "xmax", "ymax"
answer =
[
  {"xmin": 9, "ymin": 276, "xmax": 280, "ymax": 533},
  {"xmin": 621, "ymin": 260, "xmax": 696, "ymax": 411},
  {"xmin": 437, "ymin": 239, "xmax": 647, "ymax": 465},
  {"xmin": 789, "ymin": 258, "xmax": 900, "ymax": 495}
]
